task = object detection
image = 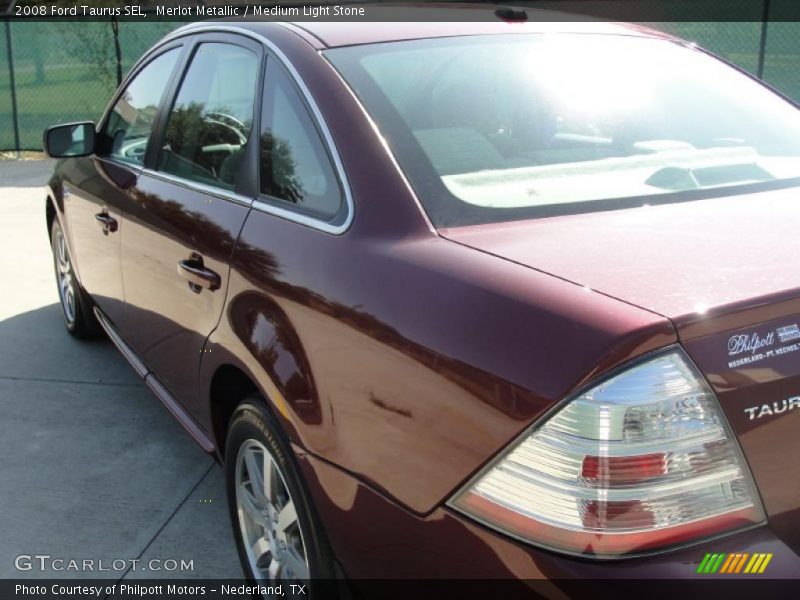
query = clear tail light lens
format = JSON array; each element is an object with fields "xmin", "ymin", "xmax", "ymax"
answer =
[{"xmin": 450, "ymin": 349, "xmax": 764, "ymax": 557}]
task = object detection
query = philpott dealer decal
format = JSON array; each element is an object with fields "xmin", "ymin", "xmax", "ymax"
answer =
[{"xmin": 727, "ymin": 321, "xmax": 800, "ymax": 369}]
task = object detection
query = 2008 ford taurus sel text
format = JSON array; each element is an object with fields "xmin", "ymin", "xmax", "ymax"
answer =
[{"xmin": 42, "ymin": 13, "xmax": 800, "ymax": 594}]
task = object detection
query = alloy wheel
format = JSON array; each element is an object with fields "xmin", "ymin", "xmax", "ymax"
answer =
[
  {"xmin": 53, "ymin": 226, "xmax": 76, "ymax": 325},
  {"xmin": 235, "ymin": 439, "xmax": 310, "ymax": 587}
]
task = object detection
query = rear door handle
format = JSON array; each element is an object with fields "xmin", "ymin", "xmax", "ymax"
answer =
[
  {"xmin": 94, "ymin": 212, "xmax": 118, "ymax": 234},
  {"xmin": 178, "ymin": 255, "xmax": 221, "ymax": 292}
]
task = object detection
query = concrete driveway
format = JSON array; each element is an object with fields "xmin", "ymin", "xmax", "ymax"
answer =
[{"xmin": 0, "ymin": 159, "xmax": 241, "ymax": 580}]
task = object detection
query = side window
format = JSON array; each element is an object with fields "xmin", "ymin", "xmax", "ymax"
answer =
[
  {"xmin": 158, "ymin": 43, "xmax": 259, "ymax": 191},
  {"xmin": 102, "ymin": 48, "xmax": 180, "ymax": 165},
  {"xmin": 260, "ymin": 64, "xmax": 342, "ymax": 219}
]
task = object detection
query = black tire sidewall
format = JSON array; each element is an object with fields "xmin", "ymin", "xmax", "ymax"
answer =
[{"xmin": 225, "ymin": 399, "xmax": 336, "ymax": 590}]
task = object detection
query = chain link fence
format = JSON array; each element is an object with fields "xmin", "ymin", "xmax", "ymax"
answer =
[
  {"xmin": 1, "ymin": 19, "xmax": 176, "ymax": 151},
  {"xmin": 2, "ymin": 16, "xmax": 800, "ymax": 152},
  {"xmin": 657, "ymin": 21, "xmax": 800, "ymax": 102}
]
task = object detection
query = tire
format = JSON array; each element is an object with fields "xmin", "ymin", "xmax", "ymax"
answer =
[
  {"xmin": 50, "ymin": 219, "xmax": 102, "ymax": 339},
  {"xmin": 225, "ymin": 398, "xmax": 336, "ymax": 598}
]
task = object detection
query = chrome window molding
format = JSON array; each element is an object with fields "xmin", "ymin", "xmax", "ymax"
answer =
[
  {"xmin": 159, "ymin": 24, "xmax": 355, "ymax": 235},
  {"xmin": 141, "ymin": 168, "xmax": 254, "ymax": 208}
]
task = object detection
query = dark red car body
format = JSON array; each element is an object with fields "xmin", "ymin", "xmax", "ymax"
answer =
[{"xmin": 44, "ymin": 17, "xmax": 800, "ymax": 585}]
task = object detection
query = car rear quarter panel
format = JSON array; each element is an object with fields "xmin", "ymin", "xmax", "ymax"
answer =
[{"xmin": 210, "ymin": 237, "xmax": 676, "ymax": 516}]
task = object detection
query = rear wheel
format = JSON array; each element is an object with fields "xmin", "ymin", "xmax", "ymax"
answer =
[
  {"xmin": 50, "ymin": 219, "xmax": 101, "ymax": 339},
  {"xmin": 225, "ymin": 399, "xmax": 336, "ymax": 597}
]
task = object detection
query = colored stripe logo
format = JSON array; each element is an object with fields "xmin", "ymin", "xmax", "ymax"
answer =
[{"xmin": 696, "ymin": 552, "xmax": 773, "ymax": 574}]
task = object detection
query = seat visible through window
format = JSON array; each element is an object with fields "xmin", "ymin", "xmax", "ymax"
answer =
[{"xmin": 158, "ymin": 43, "xmax": 259, "ymax": 191}]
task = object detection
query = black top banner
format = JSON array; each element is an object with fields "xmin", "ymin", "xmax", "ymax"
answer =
[{"xmin": 4, "ymin": 1, "xmax": 800, "ymax": 23}]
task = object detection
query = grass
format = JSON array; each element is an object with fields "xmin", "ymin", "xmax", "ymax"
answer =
[{"xmin": 9, "ymin": 75, "xmax": 114, "ymax": 115}]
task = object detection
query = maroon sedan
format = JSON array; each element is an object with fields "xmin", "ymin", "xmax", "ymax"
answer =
[{"xmin": 43, "ymin": 15, "xmax": 800, "ymax": 592}]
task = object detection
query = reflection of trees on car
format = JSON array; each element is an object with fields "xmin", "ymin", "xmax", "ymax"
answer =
[
  {"xmin": 259, "ymin": 131, "xmax": 305, "ymax": 204},
  {"xmin": 102, "ymin": 99, "xmax": 159, "ymax": 163}
]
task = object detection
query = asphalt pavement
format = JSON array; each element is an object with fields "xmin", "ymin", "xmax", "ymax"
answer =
[{"xmin": 0, "ymin": 159, "xmax": 242, "ymax": 580}]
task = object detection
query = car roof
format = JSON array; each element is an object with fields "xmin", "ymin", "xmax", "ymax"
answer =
[
  {"xmin": 176, "ymin": 5, "xmax": 673, "ymax": 50},
  {"xmin": 283, "ymin": 19, "xmax": 669, "ymax": 49}
]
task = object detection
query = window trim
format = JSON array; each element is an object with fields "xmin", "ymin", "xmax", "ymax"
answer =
[
  {"xmin": 159, "ymin": 25, "xmax": 355, "ymax": 235},
  {"xmin": 139, "ymin": 168, "xmax": 254, "ymax": 208}
]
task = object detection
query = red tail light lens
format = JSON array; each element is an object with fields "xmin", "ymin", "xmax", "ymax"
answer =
[
  {"xmin": 450, "ymin": 349, "xmax": 765, "ymax": 557},
  {"xmin": 581, "ymin": 453, "xmax": 667, "ymax": 484}
]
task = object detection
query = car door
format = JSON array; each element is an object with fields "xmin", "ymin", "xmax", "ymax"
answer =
[
  {"xmin": 66, "ymin": 45, "xmax": 184, "ymax": 326},
  {"xmin": 121, "ymin": 34, "xmax": 262, "ymax": 417}
]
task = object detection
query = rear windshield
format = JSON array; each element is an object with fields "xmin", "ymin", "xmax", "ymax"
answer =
[{"xmin": 325, "ymin": 34, "xmax": 800, "ymax": 227}]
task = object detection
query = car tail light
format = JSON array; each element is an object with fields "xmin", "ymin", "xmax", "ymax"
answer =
[{"xmin": 450, "ymin": 349, "xmax": 765, "ymax": 557}]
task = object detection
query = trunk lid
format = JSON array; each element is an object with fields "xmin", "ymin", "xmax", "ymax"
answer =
[{"xmin": 442, "ymin": 187, "xmax": 800, "ymax": 550}]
